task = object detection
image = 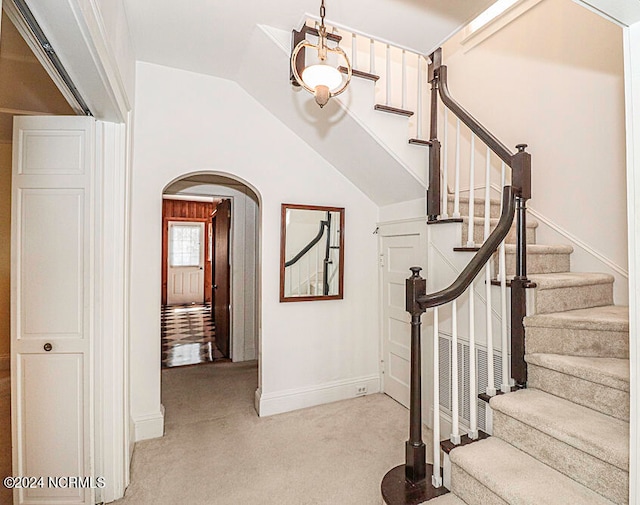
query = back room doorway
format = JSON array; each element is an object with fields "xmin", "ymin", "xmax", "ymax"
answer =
[{"xmin": 161, "ymin": 174, "xmax": 260, "ymax": 370}]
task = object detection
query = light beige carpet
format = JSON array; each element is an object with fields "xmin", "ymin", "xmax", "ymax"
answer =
[{"xmin": 117, "ymin": 362, "xmax": 428, "ymax": 505}]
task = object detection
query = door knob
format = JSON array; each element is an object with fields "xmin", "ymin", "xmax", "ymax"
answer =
[
  {"xmin": 43, "ymin": 343, "xmax": 53, "ymax": 352},
  {"xmin": 214, "ymin": 285, "xmax": 218, "ymax": 289}
]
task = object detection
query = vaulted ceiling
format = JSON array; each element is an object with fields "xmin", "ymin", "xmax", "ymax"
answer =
[{"xmin": 122, "ymin": 0, "xmax": 496, "ymax": 80}]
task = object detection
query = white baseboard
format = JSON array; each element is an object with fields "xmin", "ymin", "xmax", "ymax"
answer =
[
  {"xmin": 0, "ymin": 354, "xmax": 9, "ymax": 371},
  {"xmin": 133, "ymin": 405, "xmax": 165, "ymax": 442},
  {"xmin": 257, "ymin": 374, "xmax": 381, "ymax": 417}
]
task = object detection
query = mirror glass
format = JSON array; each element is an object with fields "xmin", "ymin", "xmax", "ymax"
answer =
[{"xmin": 280, "ymin": 204, "xmax": 344, "ymax": 302}]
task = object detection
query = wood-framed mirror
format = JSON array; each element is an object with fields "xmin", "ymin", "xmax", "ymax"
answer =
[{"xmin": 280, "ymin": 204, "xmax": 344, "ymax": 302}]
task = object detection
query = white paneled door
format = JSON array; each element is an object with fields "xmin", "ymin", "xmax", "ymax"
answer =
[
  {"xmin": 380, "ymin": 223, "xmax": 426, "ymax": 409},
  {"xmin": 12, "ymin": 116, "xmax": 95, "ymax": 505},
  {"xmin": 167, "ymin": 221, "xmax": 205, "ymax": 305}
]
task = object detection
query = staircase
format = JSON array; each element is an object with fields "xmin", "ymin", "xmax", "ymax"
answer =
[{"xmin": 430, "ymin": 193, "xmax": 630, "ymax": 505}]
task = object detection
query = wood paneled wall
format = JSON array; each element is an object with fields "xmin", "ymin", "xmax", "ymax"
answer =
[{"xmin": 162, "ymin": 199, "xmax": 216, "ymax": 305}]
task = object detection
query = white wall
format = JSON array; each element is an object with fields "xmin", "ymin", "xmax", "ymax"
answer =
[
  {"xmin": 164, "ymin": 179, "xmax": 259, "ymax": 362},
  {"xmin": 129, "ymin": 62, "xmax": 381, "ymax": 438},
  {"xmin": 441, "ymin": 0, "xmax": 628, "ymax": 285}
]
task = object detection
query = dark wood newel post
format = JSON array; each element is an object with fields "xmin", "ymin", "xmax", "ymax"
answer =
[
  {"xmin": 427, "ymin": 49, "xmax": 442, "ymax": 222},
  {"xmin": 405, "ymin": 267, "xmax": 427, "ymax": 482},
  {"xmin": 510, "ymin": 144, "xmax": 532, "ymax": 387},
  {"xmin": 381, "ymin": 267, "xmax": 448, "ymax": 504}
]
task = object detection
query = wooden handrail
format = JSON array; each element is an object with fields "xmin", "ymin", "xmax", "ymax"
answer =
[
  {"xmin": 417, "ymin": 186, "xmax": 515, "ymax": 309},
  {"xmin": 437, "ymin": 66, "xmax": 514, "ymax": 167}
]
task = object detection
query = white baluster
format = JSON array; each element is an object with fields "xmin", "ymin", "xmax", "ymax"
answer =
[
  {"xmin": 499, "ymin": 240, "xmax": 509, "ymax": 393},
  {"xmin": 499, "ymin": 161, "xmax": 511, "ymax": 392},
  {"xmin": 370, "ymin": 39, "xmax": 375, "ymax": 75},
  {"xmin": 468, "ymin": 281, "xmax": 478, "ymax": 439},
  {"xmin": 401, "ymin": 50, "xmax": 407, "ymax": 110},
  {"xmin": 467, "ymin": 134, "xmax": 476, "ymax": 247},
  {"xmin": 441, "ymin": 108, "xmax": 449, "ymax": 218},
  {"xmin": 453, "ymin": 119, "xmax": 461, "ymax": 218},
  {"xmin": 433, "ymin": 306, "xmax": 443, "ymax": 488},
  {"xmin": 386, "ymin": 44, "xmax": 391, "ymax": 106},
  {"xmin": 484, "ymin": 147, "xmax": 491, "ymax": 242},
  {"xmin": 416, "ymin": 56, "xmax": 423, "ymax": 139},
  {"xmin": 352, "ymin": 33, "xmax": 357, "ymax": 72},
  {"xmin": 307, "ymin": 253, "xmax": 311, "ymax": 295},
  {"xmin": 450, "ymin": 300, "xmax": 460, "ymax": 444},
  {"xmin": 485, "ymin": 261, "xmax": 496, "ymax": 396}
]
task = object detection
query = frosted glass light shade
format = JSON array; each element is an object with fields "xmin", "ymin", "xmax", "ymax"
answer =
[{"xmin": 301, "ymin": 64, "xmax": 343, "ymax": 92}]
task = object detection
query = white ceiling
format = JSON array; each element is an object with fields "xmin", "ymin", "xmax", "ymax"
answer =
[{"xmin": 122, "ymin": 0, "xmax": 496, "ymax": 80}]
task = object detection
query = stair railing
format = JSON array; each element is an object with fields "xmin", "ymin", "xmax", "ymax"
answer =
[
  {"xmin": 283, "ymin": 212, "xmax": 334, "ymax": 296},
  {"xmin": 382, "ymin": 47, "xmax": 532, "ymax": 502}
]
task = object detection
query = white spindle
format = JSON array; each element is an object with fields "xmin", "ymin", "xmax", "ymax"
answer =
[
  {"xmin": 467, "ymin": 134, "xmax": 476, "ymax": 247},
  {"xmin": 468, "ymin": 281, "xmax": 478, "ymax": 439},
  {"xmin": 441, "ymin": 108, "xmax": 449, "ymax": 218},
  {"xmin": 499, "ymin": 161, "xmax": 511, "ymax": 392},
  {"xmin": 352, "ymin": 33, "xmax": 358, "ymax": 71},
  {"xmin": 416, "ymin": 56, "xmax": 423, "ymax": 139},
  {"xmin": 370, "ymin": 39, "xmax": 375, "ymax": 75},
  {"xmin": 386, "ymin": 44, "xmax": 391, "ymax": 106},
  {"xmin": 401, "ymin": 50, "xmax": 407, "ymax": 110},
  {"xmin": 499, "ymin": 241, "xmax": 509, "ymax": 393},
  {"xmin": 485, "ymin": 261, "xmax": 496, "ymax": 396},
  {"xmin": 450, "ymin": 300, "xmax": 460, "ymax": 444},
  {"xmin": 453, "ymin": 119, "xmax": 461, "ymax": 218},
  {"xmin": 306, "ymin": 253, "xmax": 311, "ymax": 295},
  {"xmin": 484, "ymin": 147, "xmax": 491, "ymax": 242},
  {"xmin": 432, "ymin": 307, "xmax": 443, "ymax": 488}
]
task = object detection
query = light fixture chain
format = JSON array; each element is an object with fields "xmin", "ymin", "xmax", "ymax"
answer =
[{"xmin": 320, "ymin": 0, "xmax": 326, "ymax": 28}]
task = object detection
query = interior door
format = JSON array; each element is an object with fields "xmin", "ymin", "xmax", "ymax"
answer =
[
  {"xmin": 12, "ymin": 116, "xmax": 95, "ymax": 505},
  {"xmin": 167, "ymin": 221, "xmax": 205, "ymax": 305},
  {"xmin": 213, "ymin": 199, "xmax": 231, "ymax": 358},
  {"xmin": 381, "ymin": 231, "xmax": 424, "ymax": 408}
]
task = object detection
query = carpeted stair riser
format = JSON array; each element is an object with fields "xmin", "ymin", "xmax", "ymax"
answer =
[
  {"xmin": 492, "ymin": 411, "xmax": 628, "ymax": 504},
  {"xmin": 461, "ymin": 218, "xmax": 537, "ymax": 246},
  {"xmin": 497, "ymin": 245, "xmax": 572, "ymax": 276},
  {"xmin": 525, "ymin": 306, "xmax": 628, "ymax": 358},
  {"xmin": 528, "ymin": 279, "xmax": 613, "ymax": 315},
  {"xmin": 448, "ymin": 197, "xmax": 502, "ymax": 219},
  {"xmin": 450, "ymin": 463, "xmax": 508, "ymax": 505},
  {"xmin": 527, "ymin": 363, "xmax": 629, "ymax": 422},
  {"xmin": 449, "ymin": 438, "xmax": 616, "ymax": 505}
]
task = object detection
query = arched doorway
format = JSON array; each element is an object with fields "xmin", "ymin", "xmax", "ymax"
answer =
[{"xmin": 160, "ymin": 172, "xmax": 261, "ymax": 369}]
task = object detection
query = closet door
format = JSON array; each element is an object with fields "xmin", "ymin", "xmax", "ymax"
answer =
[{"xmin": 12, "ymin": 116, "xmax": 95, "ymax": 505}]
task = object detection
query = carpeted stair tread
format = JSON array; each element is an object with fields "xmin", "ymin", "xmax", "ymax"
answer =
[
  {"xmin": 526, "ymin": 273, "xmax": 614, "ymax": 314},
  {"xmin": 526, "ymin": 353, "xmax": 629, "ymax": 392},
  {"xmin": 427, "ymin": 493, "xmax": 468, "ymax": 504},
  {"xmin": 527, "ymin": 272, "xmax": 614, "ymax": 289},
  {"xmin": 489, "ymin": 389, "xmax": 629, "ymax": 471},
  {"xmin": 447, "ymin": 195, "xmax": 501, "ymax": 218},
  {"xmin": 461, "ymin": 216, "xmax": 538, "ymax": 228},
  {"xmin": 500, "ymin": 244, "xmax": 573, "ymax": 275},
  {"xmin": 525, "ymin": 305, "xmax": 628, "ymax": 331},
  {"xmin": 449, "ymin": 437, "xmax": 615, "ymax": 505}
]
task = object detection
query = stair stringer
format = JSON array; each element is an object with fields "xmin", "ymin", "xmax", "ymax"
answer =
[{"xmin": 236, "ymin": 24, "xmax": 427, "ymax": 206}]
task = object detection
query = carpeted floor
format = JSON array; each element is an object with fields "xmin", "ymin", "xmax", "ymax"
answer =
[{"xmin": 117, "ymin": 362, "xmax": 430, "ymax": 505}]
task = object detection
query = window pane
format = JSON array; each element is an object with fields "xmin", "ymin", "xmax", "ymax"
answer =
[{"xmin": 170, "ymin": 224, "xmax": 202, "ymax": 267}]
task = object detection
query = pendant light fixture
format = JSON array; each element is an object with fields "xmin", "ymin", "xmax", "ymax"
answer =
[{"xmin": 290, "ymin": 0, "xmax": 352, "ymax": 108}]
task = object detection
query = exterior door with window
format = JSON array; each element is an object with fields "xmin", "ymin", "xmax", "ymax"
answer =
[{"xmin": 167, "ymin": 221, "xmax": 205, "ymax": 305}]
